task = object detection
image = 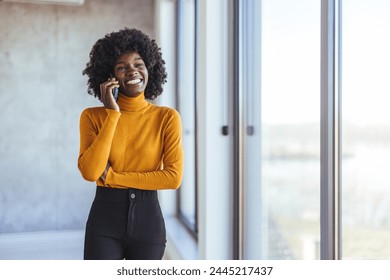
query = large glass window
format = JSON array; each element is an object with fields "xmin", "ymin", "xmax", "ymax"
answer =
[
  {"xmin": 176, "ymin": 0, "xmax": 197, "ymax": 235},
  {"xmin": 342, "ymin": 0, "xmax": 390, "ymax": 259},
  {"xmin": 164, "ymin": 0, "xmax": 390, "ymax": 260},
  {"xmin": 242, "ymin": 0, "xmax": 321, "ymax": 259}
]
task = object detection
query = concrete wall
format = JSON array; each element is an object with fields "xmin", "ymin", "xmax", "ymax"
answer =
[{"xmin": 0, "ymin": 0, "xmax": 155, "ymax": 233}]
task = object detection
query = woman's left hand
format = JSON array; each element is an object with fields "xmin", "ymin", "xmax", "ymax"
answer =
[{"xmin": 100, "ymin": 162, "xmax": 111, "ymax": 182}]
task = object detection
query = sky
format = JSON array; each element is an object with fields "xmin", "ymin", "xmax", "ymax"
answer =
[{"xmin": 260, "ymin": 0, "xmax": 390, "ymax": 126}]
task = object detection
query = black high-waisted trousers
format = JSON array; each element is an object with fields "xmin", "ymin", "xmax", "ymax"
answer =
[{"xmin": 84, "ymin": 186, "xmax": 166, "ymax": 260}]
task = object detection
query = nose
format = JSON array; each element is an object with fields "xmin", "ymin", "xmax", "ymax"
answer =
[{"xmin": 126, "ymin": 66, "xmax": 138, "ymax": 77}]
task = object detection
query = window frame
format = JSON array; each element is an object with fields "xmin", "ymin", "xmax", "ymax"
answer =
[{"xmin": 175, "ymin": 0, "xmax": 199, "ymax": 238}]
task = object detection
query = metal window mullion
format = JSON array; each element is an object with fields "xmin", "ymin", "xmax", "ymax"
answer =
[
  {"xmin": 175, "ymin": 0, "xmax": 182, "ymax": 217},
  {"xmin": 320, "ymin": 0, "xmax": 342, "ymax": 260},
  {"xmin": 232, "ymin": 0, "xmax": 243, "ymax": 260},
  {"xmin": 194, "ymin": 0, "xmax": 199, "ymax": 236}
]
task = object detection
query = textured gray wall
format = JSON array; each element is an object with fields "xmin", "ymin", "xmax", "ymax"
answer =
[{"xmin": 0, "ymin": 0, "xmax": 155, "ymax": 233}]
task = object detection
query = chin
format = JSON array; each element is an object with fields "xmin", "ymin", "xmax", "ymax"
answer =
[{"xmin": 124, "ymin": 91, "xmax": 142, "ymax": 98}]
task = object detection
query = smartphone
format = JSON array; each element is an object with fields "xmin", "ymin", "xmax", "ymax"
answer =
[
  {"xmin": 112, "ymin": 87, "xmax": 119, "ymax": 101},
  {"xmin": 110, "ymin": 74, "xmax": 119, "ymax": 101}
]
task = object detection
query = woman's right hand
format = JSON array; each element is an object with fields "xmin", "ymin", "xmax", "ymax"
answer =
[{"xmin": 99, "ymin": 77, "xmax": 120, "ymax": 112}]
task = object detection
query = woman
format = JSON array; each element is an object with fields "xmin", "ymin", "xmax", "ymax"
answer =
[{"xmin": 78, "ymin": 28, "xmax": 183, "ymax": 260}]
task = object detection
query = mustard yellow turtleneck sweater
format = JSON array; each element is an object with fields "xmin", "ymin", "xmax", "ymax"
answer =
[{"xmin": 78, "ymin": 92, "xmax": 183, "ymax": 190}]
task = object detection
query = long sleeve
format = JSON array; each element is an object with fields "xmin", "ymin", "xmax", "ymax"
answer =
[
  {"xmin": 78, "ymin": 108, "xmax": 121, "ymax": 182},
  {"xmin": 104, "ymin": 109, "xmax": 184, "ymax": 190}
]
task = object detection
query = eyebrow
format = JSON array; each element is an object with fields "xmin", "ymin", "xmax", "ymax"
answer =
[{"xmin": 115, "ymin": 56, "xmax": 143, "ymax": 65}]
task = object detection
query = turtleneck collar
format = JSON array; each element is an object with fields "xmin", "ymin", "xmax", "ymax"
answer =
[{"xmin": 116, "ymin": 91, "xmax": 149, "ymax": 112}]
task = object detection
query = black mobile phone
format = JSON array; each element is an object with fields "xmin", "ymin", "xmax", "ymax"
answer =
[
  {"xmin": 110, "ymin": 74, "xmax": 119, "ymax": 100},
  {"xmin": 112, "ymin": 87, "xmax": 119, "ymax": 101}
]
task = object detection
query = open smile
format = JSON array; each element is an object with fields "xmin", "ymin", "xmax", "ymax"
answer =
[{"xmin": 126, "ymin": 78, "xmax": 143, "ymax": 85}]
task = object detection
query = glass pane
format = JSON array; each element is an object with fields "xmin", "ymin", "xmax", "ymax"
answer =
[
  {"xmin": 255, "ymin": 0, "xmax": 321, "ymax": 259},
  {"xmin": 342, "ymin": 0, "xmax": 390, "ymax": 259},
  {"xmin": 177, "ymin": 0, "xmax": 196, "ymax": 230}
]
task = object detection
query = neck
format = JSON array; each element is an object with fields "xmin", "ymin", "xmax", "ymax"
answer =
[{"xmin": 116, "ymin": 91, "xmax": 148, "ymax": 112}]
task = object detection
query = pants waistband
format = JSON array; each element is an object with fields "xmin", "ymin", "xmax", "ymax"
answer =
[{"xmin": 94, "ymin": 186, "xmax": 158, "ymax": 203}]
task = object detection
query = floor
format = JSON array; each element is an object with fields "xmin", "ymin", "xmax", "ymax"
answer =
[
  {"xmin": 0, "ymin": 230, "xmax": 84, "ymax": 260},
  {"xmin": 0, "ymin": 221, "xmax": 193, "ymax": 260},
  {"xmin": 0, "ymin": 229, "xmax": 176, "ymax": 260}
]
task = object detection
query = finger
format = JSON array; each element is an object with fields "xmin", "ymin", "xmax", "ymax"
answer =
[
  {"xmin": 100, "ymin": 79, "xmax": 116, "ymax": 104},
  {"xmin": 107, "ymin": 83, "xmax": 119, "ymax": 97},
  {"xmin": 99, "ymin": 78, "xmax": 119, "ymax": 110},
  {"xmin": 106, "ymin": 81, "xmax": 119, "ymax": 97},
  {"xmin": 100, "ymin": 79, "xmax": 111, "ymax": 102}
]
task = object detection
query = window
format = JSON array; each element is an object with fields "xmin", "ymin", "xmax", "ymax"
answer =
[
  {"xmin": 240, "ymin": 0, "xmax": 321, "ymax": 259},
  {"xmin": 159, "ymin": 0, "xmax": 390, "ymax": 260},
  {"xmin": 342, "ymin": 0, "xmax": 390, "ymax": 259},
  {"xmin": 176, "ymin": 0, "xmax": 198, "ymax": 235}
]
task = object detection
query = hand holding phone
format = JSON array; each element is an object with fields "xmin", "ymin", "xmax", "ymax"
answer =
[{"xmin": 100, "ymin": 76, "xmax": 120, "ymax": 111}]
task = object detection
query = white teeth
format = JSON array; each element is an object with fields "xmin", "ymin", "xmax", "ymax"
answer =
[{"xmin": 127, "ymin": 79, "xmax": 141, "ymax": 85}]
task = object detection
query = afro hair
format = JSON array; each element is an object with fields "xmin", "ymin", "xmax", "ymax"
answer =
[{"xmin": 82, "ymin": 28, "xmax": 167, "ymax": 100}]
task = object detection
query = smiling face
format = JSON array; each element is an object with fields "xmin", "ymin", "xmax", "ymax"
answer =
[{"xmin": 113, "ymin": 51, "xmax": 148, "ymax": 98}]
